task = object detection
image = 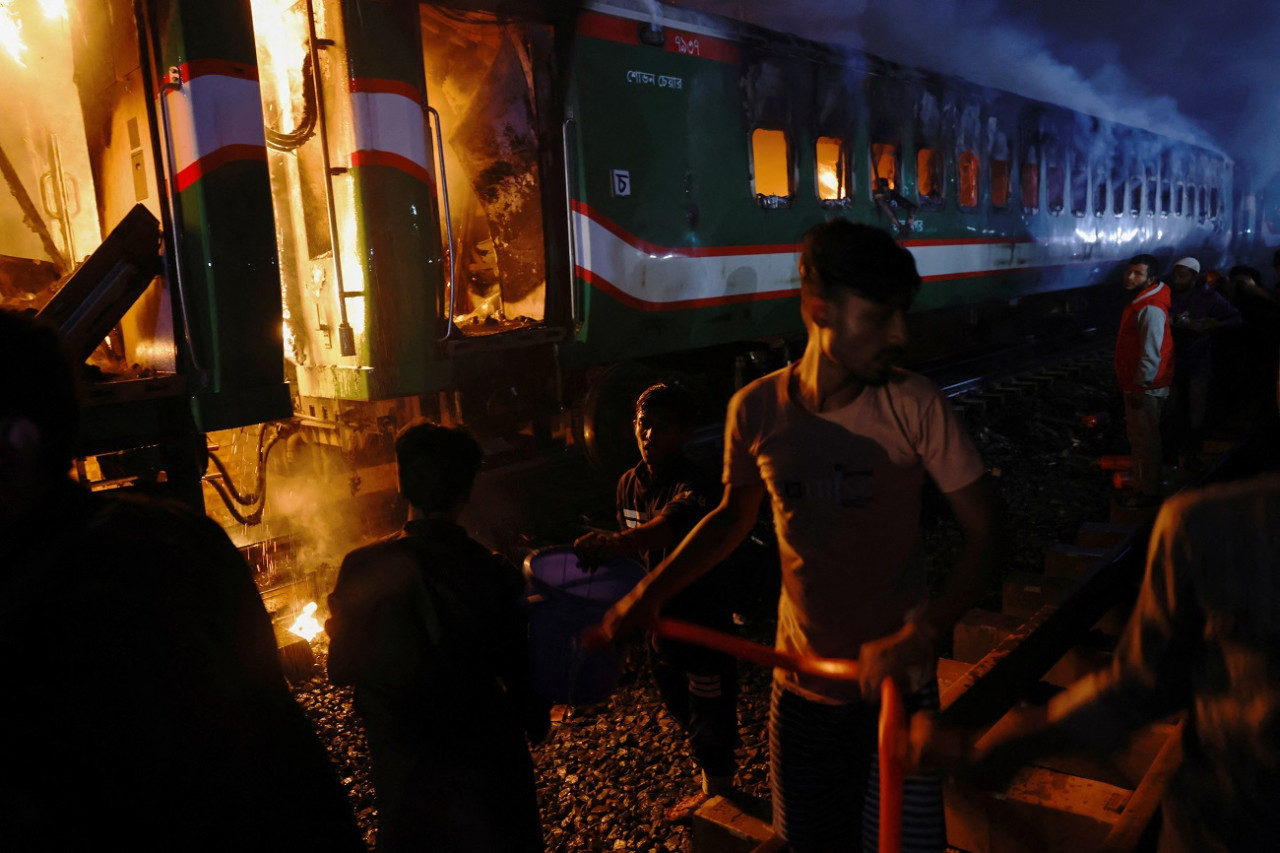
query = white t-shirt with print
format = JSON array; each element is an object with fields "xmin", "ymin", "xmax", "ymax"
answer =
[{"xmin": 724, "ymin": 364, "xmax": 985, "ymax": 703}]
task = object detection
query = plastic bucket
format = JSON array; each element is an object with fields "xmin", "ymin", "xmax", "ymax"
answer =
[{"xmin": 523, "ymin": 546, "xmax": 646, "ymax": 706}]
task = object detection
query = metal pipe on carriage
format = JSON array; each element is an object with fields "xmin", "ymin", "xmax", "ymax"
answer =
[
  {"xmin": 304, "ymin": 0, "xmax": 356, "ymax": 357},
  {"xmin": 425, "ymin": 104, "xmax": 457, "ymax": 342}
]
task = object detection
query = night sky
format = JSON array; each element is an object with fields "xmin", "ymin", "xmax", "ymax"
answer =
[{"xmin": 675, "ymin": 0, "xmax": 1278, "ymax": 188}]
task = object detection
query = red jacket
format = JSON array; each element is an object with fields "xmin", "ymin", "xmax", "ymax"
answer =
[{"xmin": 1115, "ymin": 282, "xmax": 1174, "ymax": 393}]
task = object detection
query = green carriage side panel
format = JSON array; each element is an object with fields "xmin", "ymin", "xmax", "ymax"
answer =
[
  {"xmin": 337, "ymin": 0, "xmax": 448, "ymax": 400},
  {"xmin": 155, "ymin": 0, "xmax": 261, "ymax": 67},
  {"xmin": 156, "ymin": 0, "xmax": 291, "ymax": 430},
  {"xmin": 348, "ymin": 166, "xmax": 447, "ymax": 398},
  {"xmin": 564, "ymin": 11, "xmax": 820, "ymax": 365}
]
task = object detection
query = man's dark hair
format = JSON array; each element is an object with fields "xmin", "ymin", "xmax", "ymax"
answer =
[
  {"xmin": 798, "ymin": 219, "xmax": 920, "ymax": 308},
  {"xmin": 0, "ymin": 310, "xmax": 80, "ymax": 473},
  {"xmin": 635, "ymin": 382, "xmax": 698, "ymax": 428},
  {"xmin": 394, "ymin": 421, "xmax": 483, "ymax": 513},
  {"xmin": 1130, "ymin": 253, "xmax": 1161, "ymax": 280},
  {"xmin": 1229, "ymin": 265, "xmax": 1262, "ymax": 282}
]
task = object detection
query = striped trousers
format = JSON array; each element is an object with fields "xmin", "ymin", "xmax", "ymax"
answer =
[{"xmin": 769, "ymin": 679, "xmax": 945, "ymax": 852}]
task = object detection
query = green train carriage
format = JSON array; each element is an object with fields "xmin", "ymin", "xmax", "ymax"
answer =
[{"xmin": 0, "ymin": 0, "xmax": 1236, "ymax": 625}]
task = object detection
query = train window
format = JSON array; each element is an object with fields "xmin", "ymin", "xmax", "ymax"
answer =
[
  {"xmin": 1174, "ymin": 181, "xmax": 1185, "ymax": 216},
  {"xmin": 871, "ymin": 143, "xmax": 899, "ymax": 192},
  {"xmin": 1046, "ymin": 161, "xmax": 1065, "ymax": 214},
  {"xmin": 1112, "ymin": 161, "xmax": 1126, "ymax": 217},
  {"xmin": 1198, "ymin": 186, "xmax": 1208, "ymax": 221},
  {"xmin": 1093, "ymin": 165, "xmax": 1108, "ymax": 217},
  {"xmin": 1129, "ymin": 175, "xmax": 1143, "ymax": 217},
  {"xmin": 815, "ymin": 136, "xmax": 851, "ymax": 205},
  {"xmin": 1210, "ymin": 185, "xmax": 1221, "ymax": 220},
  {"xmin": 958, "ymin": 150, "xmax": 979, "ymax": 210},
  {"xmin": 1145, "ymin": 166, "xmax": 1157, "ymax": 217},
  {"xmin": 751, "ymin": 128, "xmax": 793, "ymax": 205},
  {"xmin": 1160, "ymin": 174, "xmax": 1171, "ymax": 216},
  {"xmin": 991, "ymin": 158, "xmax": 1011, "ymax": 209},
  {"xmin": 1070, "ymin": 156, "xmax": 1087, "ymax": 217},
  {"xmin": 1020, "ymin": 158, "xmax": 1039, "ymax": 214},
  {"xmin": 917, "ymin": 147, "xmax": 944, "ymax": 206}
]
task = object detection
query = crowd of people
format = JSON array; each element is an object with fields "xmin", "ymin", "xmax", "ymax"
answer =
[
  {"xmin": 4, "ymin": 222, "xmax": 1280, "ymax": 852},
  {"xmin": 1113, "ymin": 250, "xmax": 1280, "ymax": 508}
]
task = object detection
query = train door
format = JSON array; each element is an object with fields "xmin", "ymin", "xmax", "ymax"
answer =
[
  {"xmin": 3, "ymin": 0, "xmax": 285, "ymax": 422},
  {"xmin": 418, "ymin": 4, "xmax": 558, "ymax": 337},
  {"xmin": 0, "ymin": 0, "xmax": 159, "ymax": 367}
]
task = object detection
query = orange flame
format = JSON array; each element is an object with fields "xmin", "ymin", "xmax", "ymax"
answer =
[{"xmin": 289, "ymin": 601, "xmax": 324, "ymax": 642}]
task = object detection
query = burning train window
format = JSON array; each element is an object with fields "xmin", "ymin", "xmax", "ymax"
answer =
[
  {"xmin": 1020, "ymin": 155, "xmax": 1039, "ymax": 214},
  {"xmin": 917, "ymin": 147, "xmax": 944, "ymax": 206},
  {"xmin": 751, "ymin": 128, "xmax": 793, "ymax": 206},
  {"xmin": 989, "ymin": 124, "xmax": 1011, "ymax": 210},
  {"xmin": 815, "ymin": 136, "xmax": 851, "ymax": 205},
  {"xmin": 871, "ymin": 142, "xmax": 899, "ymax": 193},
  {"xmin": 991, "ymin": 157, "xmax": 1011, "ymax": 209},
  {"xmin": 957, "ymin": 150, "xmax": 978, "ymax": 210}
]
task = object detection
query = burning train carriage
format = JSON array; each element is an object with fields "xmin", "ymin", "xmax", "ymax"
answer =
[{"xmin": 0, "ymin": 0, "xmax": 1235, "ymax": 642}]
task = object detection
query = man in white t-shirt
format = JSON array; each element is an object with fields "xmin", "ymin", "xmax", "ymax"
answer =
[{"xmin": 599, "ymin": 220, "xmax": 998, "ymax": 852}]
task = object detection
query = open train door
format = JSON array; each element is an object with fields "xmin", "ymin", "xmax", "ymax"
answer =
[{"xmin": 418, "ymin": 1, "xmax": 576, "ymax": 339}]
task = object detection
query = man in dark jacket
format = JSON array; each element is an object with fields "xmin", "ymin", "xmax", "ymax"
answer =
[
  {"xmin": 1164, "ymin": 256, "xmax": 1242, "ymax": 470},
  {"xmin": 0, "ymin": 310, "xmax": 364, "ymax": 852},
  {"xmin": 574, "ymin": 383, "xmax": 740, "ymax": 820},
  {"xmin": 327, "ymin": 422, "xmax": 547, "ymax": 852}
]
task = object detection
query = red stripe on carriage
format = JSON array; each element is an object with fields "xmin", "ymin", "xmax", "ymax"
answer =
[
  {"xmin": 349, "ymin": 77, "xmax": 422, "ymax": 102},
  {"xmin": 175, "ymin": 59, "xmax": 260, "ymax": 85},
  {"xmin": 572, "ymin": 200, "xmax": 797, "ymax": 258},
  {"xmin": 576, "ymin": 10, "xmax": 740, "ymax": 63},
  {"xmin": 174, "ymin": 143, "xmax": 267, "ymax": 192},
  {"xmin": 576, "ymin": 265, "xmax": 795, "ymax": 312},
  {"xmin": 350, "ymin": 149, "xmax": 434, "ymax": 186}
]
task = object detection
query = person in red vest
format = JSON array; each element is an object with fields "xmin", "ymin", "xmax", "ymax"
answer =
[{"xmin": 1115, "ymin": 253, "xmax": 1175, "ymax": 508}]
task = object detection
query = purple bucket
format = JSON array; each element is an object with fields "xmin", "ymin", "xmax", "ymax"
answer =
[{"xmin": 523, "ymin": 546, "xmax": 646, "ymax": 706}]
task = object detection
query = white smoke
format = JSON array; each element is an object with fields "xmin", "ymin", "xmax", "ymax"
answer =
[{"xmin": 675, "ymin": 0, "xmax": 1277, "ymax": 183}]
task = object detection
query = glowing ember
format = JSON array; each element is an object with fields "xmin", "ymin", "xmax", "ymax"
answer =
[
  {"xmin": 289, "ymin": 601, "xmax": 324, "ymax": 642},
  {"xmin": 0, "ymin": 1, "xmax": 27, "ymax": 67}
]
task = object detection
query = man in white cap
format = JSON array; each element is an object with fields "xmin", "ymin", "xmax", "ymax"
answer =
[{"xmin": 1166, "ymin": 256, "xmax": 1242, "ymax": 472}]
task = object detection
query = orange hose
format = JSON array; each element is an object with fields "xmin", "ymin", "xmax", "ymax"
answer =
[
  {"xmin": 652, "ymin": 617, "xmax": 909, "ymax": 851},
  {"xmin": 653, "ymin": 617, "xmax": 860, "ymax": 682},
  {"xmin": 878, "ymin": 677, "xmax": 906, "ymax": 853}
]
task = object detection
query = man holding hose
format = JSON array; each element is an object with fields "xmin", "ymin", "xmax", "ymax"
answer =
[{"xmin": 598, "ymin": 220, "xmax": 999, "ymax": 853}]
